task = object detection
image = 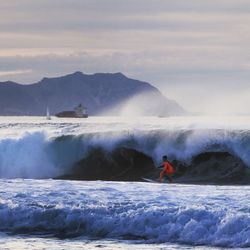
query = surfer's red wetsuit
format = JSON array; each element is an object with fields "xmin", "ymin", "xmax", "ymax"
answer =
[{"xmin": 160, "ymin": 161, "xmax": 175, "ymax": 182}]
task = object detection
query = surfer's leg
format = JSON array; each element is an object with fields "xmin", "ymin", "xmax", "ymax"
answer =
[
  {"xmin": 166, "ymin": 174, "xmax": 172, "ymax": 183},
  {"xmin": 159, "ymin": 171, "xmax": 165, "ymax": 182}
]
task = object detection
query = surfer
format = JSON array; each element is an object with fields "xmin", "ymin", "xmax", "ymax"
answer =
[{"xmin": 159, "ymin": 155, "xmax": 175, "ymax": 183}]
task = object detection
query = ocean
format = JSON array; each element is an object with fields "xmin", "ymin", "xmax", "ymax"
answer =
[{"xmin": 0, "ymin": 116, "xmax": 250, "ymax": 249}]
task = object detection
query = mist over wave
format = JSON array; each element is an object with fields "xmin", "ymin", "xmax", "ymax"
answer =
[{"xmin": 0, "ymin": 125, "xmax": 250, "ymax": 178}]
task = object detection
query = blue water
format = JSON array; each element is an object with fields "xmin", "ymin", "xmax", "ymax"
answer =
[
  {"xmin": 0, "ymin": 179, "xmax": 250, "ymax": 249},
  {"xmin": 1, "ymin": 116, "xmax": 250, "ymax": 249}
]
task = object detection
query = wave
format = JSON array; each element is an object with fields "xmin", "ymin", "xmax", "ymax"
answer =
[
  {"xmin": 0, "ymin": 181, "xmax": 249, "ymax": 248},
  {"xmin": 0, "ymin": 129, "xmax": 250, "ymax": 179}
]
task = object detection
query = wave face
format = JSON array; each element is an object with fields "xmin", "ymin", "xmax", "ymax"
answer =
[
  {"xmin": 1, "ymin": 116, "xmax": 250, "ymax": 178},
  {"xmin": 1, "ymin": 179, "xmax": 250, "ymax": 248},
  {"xmin": 1, "ymin": 129, "xmax": 250, "ymax": 179}
]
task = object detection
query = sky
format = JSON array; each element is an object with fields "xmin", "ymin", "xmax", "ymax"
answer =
[{"xmin": 1, "ymin": 0, "xmax": 250, "ymax": 114}]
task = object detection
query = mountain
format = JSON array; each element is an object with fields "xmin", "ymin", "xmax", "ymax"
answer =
[{"xmin": 0, "ymin": 71, "xmax": 186, "ymax": 116}]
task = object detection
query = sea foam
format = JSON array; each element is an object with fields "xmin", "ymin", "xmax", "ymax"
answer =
[{"xmin": 0, "ymin": 180, "xmax": 250, "ymax": 248}]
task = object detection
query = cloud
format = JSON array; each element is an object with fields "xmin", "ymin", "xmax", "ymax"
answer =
[
  {"xmin": 1, "ymin": 0, "xmax": 250, "ymax": 114},
  {"xmin": 1, "ymin": 48, "xmax": 248, "ymax": 81},
  {"xmin": 0, "ymin": 70, "xmax": 32, "ymax": 78},
  {"xmin": 1, "ymin": 0, "xmax": 250, "ymax": 33}
]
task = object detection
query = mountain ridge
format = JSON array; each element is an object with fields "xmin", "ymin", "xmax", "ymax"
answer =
[{"xmin": 0, "ymin": 71, "xmax": 186, "ymax": 116}]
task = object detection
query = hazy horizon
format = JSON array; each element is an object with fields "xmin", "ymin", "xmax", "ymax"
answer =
[{"xmin": 1, "ymin": 0, "xmax": 250, "ymax": 115}]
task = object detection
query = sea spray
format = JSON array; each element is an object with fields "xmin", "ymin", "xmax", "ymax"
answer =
[
  {"xmin": 0, "ymin": 132, "xmax": 57, "ymax": 178},
  {"xmin": 1, "ymin": 117, "xmax": 250, "ymax": 178}
]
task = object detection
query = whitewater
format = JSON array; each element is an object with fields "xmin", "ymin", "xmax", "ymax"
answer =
[{"xmin": 0, "ymin": 116, "xmax": 250, "ymax": 249}]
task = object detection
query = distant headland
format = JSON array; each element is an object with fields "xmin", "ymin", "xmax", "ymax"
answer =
[{"xmin": 0, "ymin": 71, "xmax": 186, "ymax": 116}]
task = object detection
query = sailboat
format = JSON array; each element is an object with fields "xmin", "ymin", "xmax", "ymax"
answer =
[{"xmin": 46, "ymin": 106, "xmax": 51, "ymax": 120}]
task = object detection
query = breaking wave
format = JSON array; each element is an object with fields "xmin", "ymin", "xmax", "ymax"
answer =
[
  {"xmin": 0, "ymin": 180, "xmax": 250, "ymax": 248},
  {"xmin": 0, "ymin": 129, "xmax": 250, "ymax": 178}
]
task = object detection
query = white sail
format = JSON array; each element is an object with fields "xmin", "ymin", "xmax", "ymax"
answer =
[{"xmin": 46, "ymin": 107, "xmax": 51, "ymax": 120}]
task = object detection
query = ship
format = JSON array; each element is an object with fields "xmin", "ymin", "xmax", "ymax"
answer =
[{"xmin": 55, "ymin": 104, "xmax": 88, "ymax": 118}]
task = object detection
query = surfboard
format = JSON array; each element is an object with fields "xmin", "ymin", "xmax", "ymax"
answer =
[{"xmin": 141, "ymin": 178, "xmax": 159, "ymax": 183}]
